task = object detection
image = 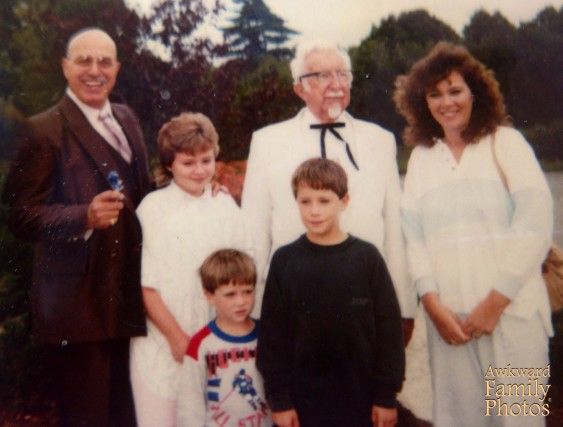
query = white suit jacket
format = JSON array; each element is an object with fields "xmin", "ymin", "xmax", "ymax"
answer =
[{"xmin": 242, "ymin": 108, "xmax": 416, "ymax": 317}]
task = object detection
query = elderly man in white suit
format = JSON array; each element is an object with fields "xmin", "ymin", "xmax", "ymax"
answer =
[{"xmin": 242, "ymin": 40, "xmax": 416, "ymax": 331}]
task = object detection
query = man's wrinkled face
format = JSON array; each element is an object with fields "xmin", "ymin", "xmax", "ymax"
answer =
[
  {"xmin": 62, "ymin": 31, "xmax": 120, "ymax": 109},
  {"xmin": 294, "ymin": 49, "xmax": 352, "ymax": 123}
]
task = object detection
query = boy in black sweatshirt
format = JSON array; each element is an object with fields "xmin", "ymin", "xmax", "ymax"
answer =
[{"xmin": 257, "ymin": 158, "xmax": 405, "ymax": 427}]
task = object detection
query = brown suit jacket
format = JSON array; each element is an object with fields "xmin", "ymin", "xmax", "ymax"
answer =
[{"xmin": 2, "ymin": 95, "xmax": 151, "ymax": 343}]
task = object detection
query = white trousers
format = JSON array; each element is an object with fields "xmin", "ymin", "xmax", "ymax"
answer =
[
  {"xmin": 131, "ymin": 362, "xmax": 177, "ymax": 427},
  {"xmin": 427, "ymin": 312, "xmax": 550, "ymax": 427}
]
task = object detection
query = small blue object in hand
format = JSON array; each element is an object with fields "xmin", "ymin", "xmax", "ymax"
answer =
[{"xmin": 107, "ymin": 170, "xmax": 124, "ymax": 191}]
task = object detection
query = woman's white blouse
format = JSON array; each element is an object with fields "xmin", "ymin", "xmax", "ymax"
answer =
[
  {"xmin": 401, "ymin": 127, "xmax": 553, "ymax": 332},
  {"xmin": 130, "ymin": 181, "xmax": 249, "ymax": 398}
]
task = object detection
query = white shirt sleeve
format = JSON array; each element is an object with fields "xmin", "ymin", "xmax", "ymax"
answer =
[
  {"xmin": 241, "ymin": 132, "xmax": 273, "ymax": 296},
  {"xmin": 137, "ymin": 196, "xmax": 162, "ymax": 291},
  {"xmin": 223, "ymin": 195, "xmax": 253, "ymax": 254},
  {"xmin": 401, "ymin": 148, "xmax": 440, "ymax": 298},
  {"xmin": 222, "ymin": 195, "xmax": 265, "ymax": 316},
  {"xmin": 492, "ymin": 128, "xmax": 553, "ymax": 299},
  {"xmin": 383, "ymin": 139, "xmax": 417, "ymax": 317}
]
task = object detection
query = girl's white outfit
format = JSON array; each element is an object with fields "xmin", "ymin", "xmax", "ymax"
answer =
[
  {"xmin": 130, "ymin": 181, "xmax": 249, "ymax": 426},
  {"xmin": 402, "ymin": 127, "xmax": 553, "ymax": 427}
]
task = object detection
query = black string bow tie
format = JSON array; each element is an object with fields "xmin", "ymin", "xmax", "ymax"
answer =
[{"xmin": 310, "ymin": 122, "xmax": 359, "ymax": 170}]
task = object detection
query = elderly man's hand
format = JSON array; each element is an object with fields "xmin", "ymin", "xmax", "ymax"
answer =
[{"xmin": 86, "ymin": 190, "xmax": 124, "ymax": 229}]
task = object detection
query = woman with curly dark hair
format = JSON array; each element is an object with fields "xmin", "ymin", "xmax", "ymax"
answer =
[{"xmin": 395, "ymin": 42, "xmax": 553, "ymax": 427}]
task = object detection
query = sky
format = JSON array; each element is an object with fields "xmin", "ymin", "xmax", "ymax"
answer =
[
  {"xmin": 266, "ymin": 0, "xmax": 562, "ymax": 47},
  {"xmin": 128, "ymin": 0, "xmax": 563, "ymax": 48}
]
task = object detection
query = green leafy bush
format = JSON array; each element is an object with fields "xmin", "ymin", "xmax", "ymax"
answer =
[{"xmin": 0, "ymin": 164, "xmax": 53, "ymax": 416}]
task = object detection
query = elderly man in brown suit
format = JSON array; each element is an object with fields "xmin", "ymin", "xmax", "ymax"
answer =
[{"xmin": 2, "ymin": 28, "xmax": 151, "ymax": 426}]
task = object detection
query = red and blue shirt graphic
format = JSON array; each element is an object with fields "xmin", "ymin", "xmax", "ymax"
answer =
[{"xmin": 178, "ymin": 320, "xmax": 272, "ymax": 427}]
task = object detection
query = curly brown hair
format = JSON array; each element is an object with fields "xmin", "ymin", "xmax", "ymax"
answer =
[{"xmin": 393, "ymin": 42, "xmax": 508, "ymax": 147}]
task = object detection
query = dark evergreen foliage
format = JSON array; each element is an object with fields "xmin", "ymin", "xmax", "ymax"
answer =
[
  {"xmin": 349, "ymin": 9, "xmax": 460, "ymax": 137},
  {"xmin": 222, "ymin": 0, "xmax": 298, "ymax": 61}
]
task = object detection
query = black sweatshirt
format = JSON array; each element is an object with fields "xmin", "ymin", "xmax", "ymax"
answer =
[{"xmin": 257, "ymin": 234, "xmax": 405, "ymax": 426}]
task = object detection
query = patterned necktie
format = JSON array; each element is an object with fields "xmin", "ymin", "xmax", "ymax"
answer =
[
  {"xmin": 98, "ymin": 112, "xmax": 132, "ymax": 163},
  {"xmin": 310, "ymin": 122, "xmax": 359, "ymax": 170}
]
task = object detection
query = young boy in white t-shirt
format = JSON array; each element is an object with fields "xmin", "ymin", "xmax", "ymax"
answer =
[{"xmin": 178, "ymin": 249, "xmax": 272, "ymax": 427}]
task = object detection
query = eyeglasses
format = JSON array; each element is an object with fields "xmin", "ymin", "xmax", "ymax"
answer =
[
  {"xmin": 299, "ymin": 70, "xmax": 353, "ymax": 85},
  {"xmin": 68, "ymin": 55, "xmax": 117, "ymax": 69}
]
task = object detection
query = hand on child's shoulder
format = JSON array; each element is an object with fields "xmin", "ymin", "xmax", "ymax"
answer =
[{"xmin": 211, "ymin": 181, "xmax": 230, "ymax": 197}]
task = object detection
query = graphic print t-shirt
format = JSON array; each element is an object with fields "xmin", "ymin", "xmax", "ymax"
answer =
[{"xmin": 178, "ymin": 320, "xmax": 272, "ymax": 427}]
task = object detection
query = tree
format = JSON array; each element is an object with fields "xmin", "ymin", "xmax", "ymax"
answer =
[
  {"xmin": 463, "ymin": 7, "xmax": 563, "ymax": 160},
  {"xmin": 463, "ymin": 10, "xmax": 517, "ymax": 107},
  {"xmin": 0, "ymin": 0, "xmax": 21, "ymax": 99},
  {"xmin": 0, "ymin": 162, "xmax": 40, "ymax": 414},
  {"xmin": 510, "ymin": 6, "xmax": 563, "ymax": 125},
  {"xmin": 129, "ymin": 0, "xmax": 226, "ymax": 151},
  {"xmin": 140, "ymin": 0, "xmax": 222, "ymax": 67},
  {"xmin": 0, "ymin": 0, "xmax": 225, "ymax": 156},
  {"xmin": 510, "ymin": 6, "xmax": 563, "ymax": 159},
  {"xmin": 213, "ymin": 55, "xmax": 300, "ymax": 160},
  {"xmin": 222, "ymin": 0, "xmax": 297, "ymax": 62},
  {"xmin": 2, "ymin": 0, "xmax": 65, "ymax": 115},
  {"xmin": 0, "ymin": 0, "xmax": 144, "ymax": 116},
  {"xmin": 0, "ymin": 0, "xmax": 225, "ymax": 417},
  {"xmin": 349, "ymin": 10, "xmax": 459, "ymax": 138}
]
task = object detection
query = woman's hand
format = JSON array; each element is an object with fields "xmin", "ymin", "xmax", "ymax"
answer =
[
  {"xmin": 272, "ymin": 409, "xmax": 300, "ymax": 427},
  {"xmin": 142, "ymin": 287, "xmax": 191, "ymax": 363},
  {"xmin": 168, "ymin": 330, "xmax": 190, "ymax": 363},
  {"xmin": 462, "ymin": 290, "xmax": 510, "ymax": 338},
  {"xmin": 422, "ymin": 293, "xmax": 470, "ymax": 345},
  {"xmin": 211, "ymin": 181, "xmax": 229, "ymax": 196}
]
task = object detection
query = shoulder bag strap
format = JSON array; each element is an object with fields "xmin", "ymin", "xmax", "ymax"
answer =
[{"xmin": 490, "ymin": 132, "xmax": 509, "ymax": 192}]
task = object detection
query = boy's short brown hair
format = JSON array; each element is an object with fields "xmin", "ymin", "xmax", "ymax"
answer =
[
  {"xmin": 199, "ymin": 249, "xmax": 257, "ymax": 294},
  {"xmin": 291, "ymin": 158, "xmax": 348, "ymax": 199},
  {"xmin": 157, "ymin": 112, "xmax": 219, "ymax": 176}
]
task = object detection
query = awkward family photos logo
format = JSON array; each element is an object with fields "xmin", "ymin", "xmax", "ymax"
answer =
[{"xmin": 484, "ymin": 364, "xmax": 551, "ymax": 416}]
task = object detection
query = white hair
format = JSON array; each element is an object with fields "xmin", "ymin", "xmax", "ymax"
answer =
[{"xmin": 290, "ymin": 39, "xmax": 352, "ymax": 83}]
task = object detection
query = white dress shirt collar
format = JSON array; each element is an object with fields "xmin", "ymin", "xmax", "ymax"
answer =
[
  {"xmin": 301, "ymin": 107, "xmax": 356, "ymax": 163},
  {"xmin": 66, "ymin": 87, "xmax": 133, "ymax": 163},
  {"xmin": 66, "ymin": 87, "xmax": 112, "ymax": 122},
  {"xmin": 302, "ymin": 107, "xmax": 348, "ymax": 125},
  {"xmin": 168, "ymin": 179, "xmax": 212, "ymax": 201}
]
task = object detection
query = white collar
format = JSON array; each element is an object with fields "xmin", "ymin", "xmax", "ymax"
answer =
[
  {"xmin": 168, "ymin": 179, "xmax": 212, "ymax": 201},
  {"xmin": 66, "ymin": 87, "xmax": 112, "ymax": 121},
  {"xmin": 302, "ymin": 107, "xmax": 347, "ymax": 125}
]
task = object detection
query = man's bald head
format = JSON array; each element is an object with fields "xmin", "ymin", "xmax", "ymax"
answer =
[
  {"xmin": 65, "ymin": 28, "xmax": 117, "ymax": 60},
  {"xmin": 62, "ymin": 28, "xmax": 120, "ymax": 109}
]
